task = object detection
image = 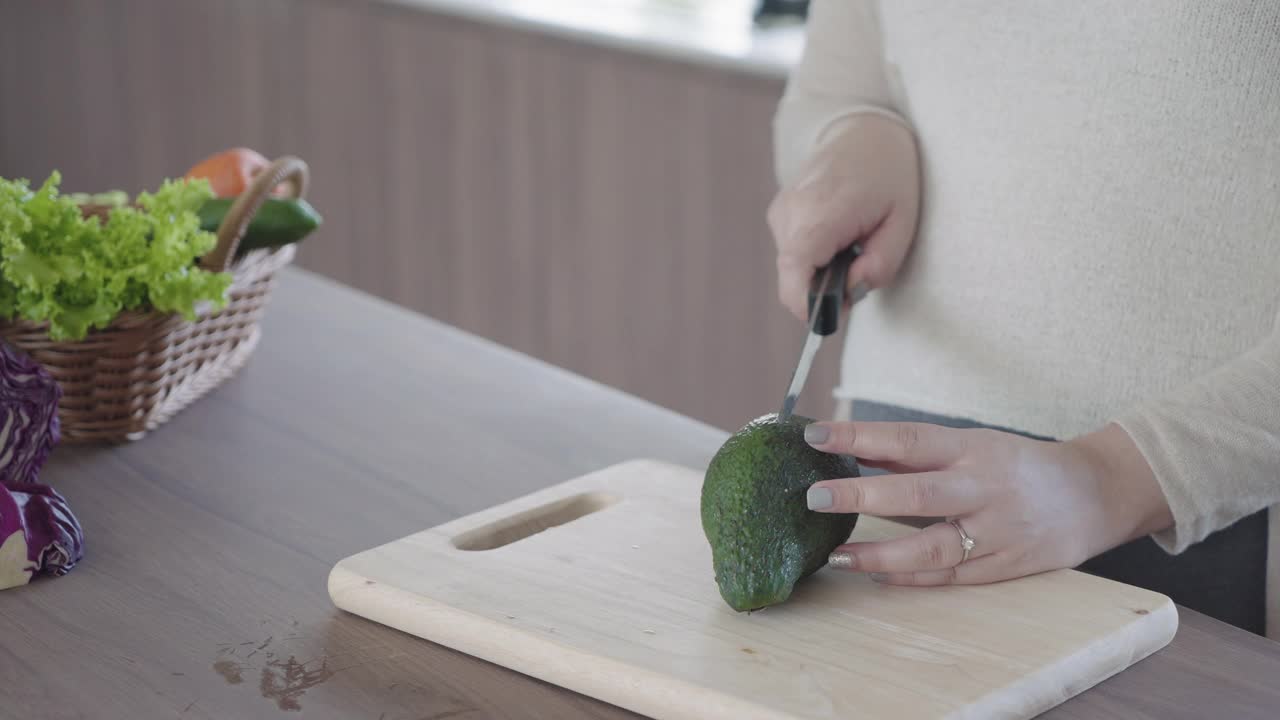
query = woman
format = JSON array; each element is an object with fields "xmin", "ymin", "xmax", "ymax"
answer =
[{"xmin": 768, "ymin": 0, "xmax": 1280, "ymax": 637}]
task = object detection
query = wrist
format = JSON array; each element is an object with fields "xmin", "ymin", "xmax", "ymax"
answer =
[
  {"xmin": 815, "ymin": 110, "xmax": 917, "ymax": 161},
  {"xmin": 1067, "ymin": 423, "xmax": 1175, "ymax": 556},
  {"xmin": 815, "ymin": 108, "xmax": 913, "ymax": 148}
]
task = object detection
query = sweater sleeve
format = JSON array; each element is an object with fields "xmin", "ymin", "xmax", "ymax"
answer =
[
  {"xmin": 772, "ymin": 0, "xmax": 910, "ymax": 186},
  {"xmin": 1114, "ymin": 313, "xmax": 1280, "ymax": 554}
]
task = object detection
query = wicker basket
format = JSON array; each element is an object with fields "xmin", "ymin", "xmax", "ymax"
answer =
[{"xmin": 0, "ymin": 156, "xmax": 310, "ymax": 444}]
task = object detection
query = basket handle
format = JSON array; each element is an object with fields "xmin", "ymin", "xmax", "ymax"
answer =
[{"xmin": 200, "ymin": 155, "xmax": 310, "ymax": 273}]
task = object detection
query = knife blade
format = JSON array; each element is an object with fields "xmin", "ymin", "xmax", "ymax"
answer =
[{"xmin": 779, "ymin": 243, "xmax": 861, "ymax": 420}]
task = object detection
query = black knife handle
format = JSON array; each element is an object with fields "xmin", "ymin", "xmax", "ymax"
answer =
[
  {"xmin": 754, "ymin": 0, "xmax": 809, "ymax": 22},
  {"xmin": 807, "ymin": 243, "xmax": 861, "ymax": 336}
]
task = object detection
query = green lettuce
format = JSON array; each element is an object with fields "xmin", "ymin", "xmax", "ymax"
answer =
[{"xmin": 0, "ymin": 172, "xmax": 232, "ymax": 340}]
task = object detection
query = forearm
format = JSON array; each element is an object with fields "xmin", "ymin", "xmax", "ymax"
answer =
[
  {"xmin": 1108, "ymin": 324, "xmax": 1280, "ymax": 554},
  {"xmin": 772, "ymin": 0, "xmax": 909, "ymax": 186},
  {"xmin": 1068, "ymin": 422, "xmax": 1175, "ymax": 559}
]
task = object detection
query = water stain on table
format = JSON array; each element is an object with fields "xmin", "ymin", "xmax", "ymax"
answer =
[
  {"xmin": 213, "ymin": 631, "xmax": 342, "ymax": 712},
  {"xmin": 213, "ymin": 659, "xmax": 245, "ymax": 685},
  {"xmin": 259, "ymin": 655, "xmax": 335, "ymax": 711}
]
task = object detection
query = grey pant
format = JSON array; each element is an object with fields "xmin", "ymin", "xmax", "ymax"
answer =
[{"xmin": 839, "ymin": 399, "xmax": 1268, "ymax": 636}]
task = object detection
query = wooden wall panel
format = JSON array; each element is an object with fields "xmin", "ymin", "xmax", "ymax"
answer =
[{"xmin": 0, "ymin": 0, "xmax": 843, "ymax": 432}]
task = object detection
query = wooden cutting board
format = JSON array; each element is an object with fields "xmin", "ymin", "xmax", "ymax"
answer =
[{"xmin": 328, "ymin": 459, "xmax": 1177, "ymax": 720}]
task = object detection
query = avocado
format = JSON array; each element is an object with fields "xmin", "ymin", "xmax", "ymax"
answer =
[{"xmin": 700, "ymin": 413, "xmax": 859, "ymax": 612}]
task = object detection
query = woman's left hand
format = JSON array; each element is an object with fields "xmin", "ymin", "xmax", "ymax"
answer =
[{"xmin": 802, "ymin": 420, "xmax": 1175, "ymax": 585}]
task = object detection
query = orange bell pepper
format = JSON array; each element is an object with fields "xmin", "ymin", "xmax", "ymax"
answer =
[{"xmin": 184, "ymin": 147, "xmax": 288, "ymax": 198}]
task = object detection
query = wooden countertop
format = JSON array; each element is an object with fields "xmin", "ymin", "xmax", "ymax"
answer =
[{"xmin": 3, "ymin": 267, "xmax": 1279, "ymax": 719}]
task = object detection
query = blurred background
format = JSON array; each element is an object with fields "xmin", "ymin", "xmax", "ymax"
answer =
[{"xmin": 0, "ymin": 0, "xmax": 839, "ymax": 433}]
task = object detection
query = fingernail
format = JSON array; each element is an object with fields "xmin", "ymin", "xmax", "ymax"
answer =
[
  {"xmin": 828, "ymin": 551, "xmax": 854, "ymax": 569},
  {"xmin": 868, "ymin": 573, "xmax": 888, "ymax": 583},
  {"xmin": 849, "ymin": 282, "xmax": 870, "ymax": 305},
  {"xmin": 807, "ymin": 486, "xmax": 833, "ymax": 510},
  {"xmin": 804, "ymin": 424, "xmax": 830, "ymax": 445}
]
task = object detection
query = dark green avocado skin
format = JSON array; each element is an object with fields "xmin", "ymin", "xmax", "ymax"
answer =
[{"xmin": 700, "ymin": 413, "xmax": 860, "ymax": 612}]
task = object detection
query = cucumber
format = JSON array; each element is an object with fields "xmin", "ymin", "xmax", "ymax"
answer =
[{"xmin": 197, "ymin": 197, "xmax": 323, "ymax": 255}]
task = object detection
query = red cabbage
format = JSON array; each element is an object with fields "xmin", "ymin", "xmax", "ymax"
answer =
[
  {"xmin": 0, "ymin": 340, "xmax": 84, "ymax": 589},
  {"xmin": 0, "ymin": 483, "xmax": 84, "ymax": 589},
  {"xmin": 0, "ymin": 487, "xmax": 28, "ymax": 589},
  {"xmin": 0, "ymin": 340, "xmax": 62, "ymax": 485}
]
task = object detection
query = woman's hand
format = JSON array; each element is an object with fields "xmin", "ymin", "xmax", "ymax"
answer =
[
  {"xmin": 801, "ymin": 420, "xmax": 1175, "ymax": 585},
  {"xmin": 767, "ymin": 112, "xmax": 921, "ymax": 322}
]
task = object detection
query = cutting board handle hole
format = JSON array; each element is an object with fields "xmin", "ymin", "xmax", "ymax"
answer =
[{"xmin": 451, "ymin": 492, "xmax": 622, "ymax": 551}]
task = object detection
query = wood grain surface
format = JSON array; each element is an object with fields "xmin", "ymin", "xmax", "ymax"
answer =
[
  {"xmin": 0, "ymin": 268, "xmax": 1276, "ymax": 719},
  {"xmin": 0, "ymin": 0, "xmax": 841, "ymax": 431},
  {"xmin": 331, "ymin": 459, "xmax": 1177, "ymax": 720}
]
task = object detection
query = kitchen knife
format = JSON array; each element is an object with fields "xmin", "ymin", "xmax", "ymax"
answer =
[{"xmin": 779, "ymin": 243, "xmax": 861, "ymax": 421}]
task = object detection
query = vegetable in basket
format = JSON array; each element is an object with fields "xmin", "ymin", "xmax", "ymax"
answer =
[
  {"xmin": 184, "ymin": 147, "xmax": 290, "ymax": 199},
  {"xmin": 0, "ymin": 170, "xmax": 233, "ymax": 341},
  {"xmin": 196, "ymin": 195, "xmax": 323, "ymax": 255},
  {"xmin": 64, "ymin": 190, "xmax": 129, "ymax": 208},
  {"xmin": 186, "ymin": 146, "xmax": 324, "ymax": 256},
  {"xmin": 0, "ymin": 340, "xmax": 84, "ymax": 590}
]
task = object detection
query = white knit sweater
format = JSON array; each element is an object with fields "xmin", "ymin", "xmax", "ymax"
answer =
[{"xmin": 773, "ymin": 0, "xmax": 1280, "ymax": 636}]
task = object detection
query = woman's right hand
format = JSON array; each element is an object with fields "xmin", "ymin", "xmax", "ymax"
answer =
[{"xmin": 767, "ymin": 112, "xmax": 921, "ymax": 322}]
